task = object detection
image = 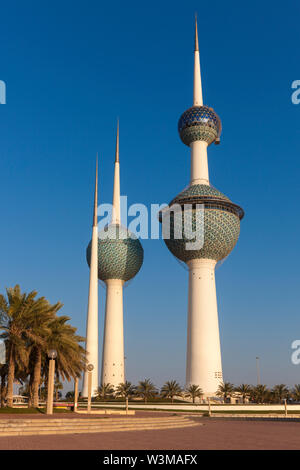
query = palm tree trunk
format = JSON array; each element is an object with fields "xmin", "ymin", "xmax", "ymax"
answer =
[
  {"xmin": 0, "ymin": 374, "xmax": 6, "ymax": 407},
  {"xmin": 28, "ymin": 384, "xmax": 32, "ymax": 407},
  {"xmin": 32, "ymin": 347, "xmax": 42, "ymax": 408},
  {"xmin": 27, "ymin": 373, "xmax": 33, "ymax": 408},
  {"xmin": 6, "ymin": 347, "xmax": 15, "ymax": 408}
]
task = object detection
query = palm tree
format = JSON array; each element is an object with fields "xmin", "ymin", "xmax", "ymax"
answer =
[
  {"xmin": 44, "ymin": 315, "xmax": 86, "ymax": 383},
  {"xmin": 0, "ymin": 286, "xmax": 86, "ymax": 408},
  {"xmin": 292, "ymin": 384, "xmax": 300, "ymax": 402},
  {"xmin": 250, "ymin": 384, "xmax": 270, "ymax": 404},
  {"xmin": 185, "ymin": 384, "xmax": 203, "ymax": 403},
  {"xmin": 97, "ymin": 383, "xmax": 115, "ymax": 400},
  {"xmin": 161, "ymin": 381, "xmax": 182, "ymax": 403},
  {"xmin": 27, "ymin": 298, "xmax": 63, "ymax": 407},
  {"xmin": 271, "ymin": 384, "xmax": 289, "ymax": 403},
  {"xmin": 216, "ymin": 382, "xmax": 235, "ymax": 402},
  {"xmin": 234, "ymin": 384, "xmax": 252, "ymax": 403},
  {"xmin": 0, "ymin": 286, "xmax": 43, "ymax": 407},
  {"xmin": 115, "ymin": 381, "xmax": 135, "ymax": 400},
  {"xmin": 136, "ymin": 379, "xmax": 157, "ymax": 403}
]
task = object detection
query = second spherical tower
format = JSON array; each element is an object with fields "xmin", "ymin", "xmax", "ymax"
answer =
[{"xmin": 87, "ymin": 123, "xmax": 143, "ymax": 388}]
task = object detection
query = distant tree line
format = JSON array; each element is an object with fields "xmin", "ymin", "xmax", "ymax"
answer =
[
  {"xmin": 216, "ymin": 382, "xmax": 300, "ymax": 404},
  {"xmin": 94, "ymin": 381, "xmax": 300, "ymax": 404},
  {"xmin": 95, "ymin": 380, "xmax": 201, "ymax": 403}
]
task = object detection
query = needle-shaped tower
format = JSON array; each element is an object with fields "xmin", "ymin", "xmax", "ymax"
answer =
[{"xmin": 82, "ymin": 158, "xmax": 99, "ymax": 397}]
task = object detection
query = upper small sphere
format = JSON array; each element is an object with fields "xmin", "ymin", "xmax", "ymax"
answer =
[
  {"xmin": 86, "ymin": 224, "xmax": 144, "ymax": 282},
  {"xmin": 178, "ymin": 105, "xmax": 221, "ymax": 146}
]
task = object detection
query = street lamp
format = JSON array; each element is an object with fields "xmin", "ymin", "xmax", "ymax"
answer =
[
  {"xmin": 87, "ymin": 363, "xmax": 94, "ymax": 414},
  {"xmin": 283, "ymin": 398, "xmax": 288, "ymax": 417},
  {"xmin": 256, "ymin": 357, "xmax": 261, "ymax": 385},
  {"xmin": 74, "ymin": 377, "xmax": 79, "ymax": 412},
  {"xmin": 46, "ymin": 349, "xmax": 57, "ymax": 415}
]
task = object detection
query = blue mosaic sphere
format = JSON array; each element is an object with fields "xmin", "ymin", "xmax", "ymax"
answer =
[
  {"xmin": 86, "ymin": 224, "xmax": 144, "ymax": 282},
  {"xmin": 178, "ymin": 105, "xmax": 221, "ymax": 146},
  {"xmin": 160, "ymin": 184, "xmax": 243, "ymax": 263}
]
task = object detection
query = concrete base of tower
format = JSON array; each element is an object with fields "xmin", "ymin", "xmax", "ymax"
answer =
[
  {"xmin": 82, "ymin": 365, "xmax": 98, "ymax": 397},
  {"xmin": 186, "ymin": 258, "xmax": 223, "ymax": 396},
  {"xmin": 101, "ymin": 279, "xmax": 125, "ymax": 388}
]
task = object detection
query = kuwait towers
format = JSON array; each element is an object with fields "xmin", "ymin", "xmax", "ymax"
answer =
[
  {"xmin": 160, "ymin": 19, "xmax": 244, "ymax": 396},
  {"xmin": 86, "ymin": 123, "xmax": 144, "ymax": 389}
]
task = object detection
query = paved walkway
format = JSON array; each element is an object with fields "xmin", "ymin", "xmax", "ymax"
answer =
[{"xmin": 0, "ymin": 413, "xmax": 300, "ymax": 449}]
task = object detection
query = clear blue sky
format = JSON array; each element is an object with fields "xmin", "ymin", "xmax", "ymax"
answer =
[{"xmin": 0, "ymin": 0, "xmax": 299, "ymax": 391}]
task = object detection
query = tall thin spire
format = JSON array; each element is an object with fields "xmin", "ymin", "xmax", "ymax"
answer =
[
  {"xmin": 194, "ymin": 13, "xmax": 199, "ymax": 51},
  {"xmin": 93, "ymin": 155, "xmax": 98, "ymax": 227},
  {"xmin": 193, "ymin": 14, "xmax": 203, "ymax": 106},
  {"xmin": 82, "ymin": 155, "xmax": 99, "ymax": 397},
  {"xmin": 112, "ymin": 121, "xmax": 121, "ymax": 224},
  {"xmin": 115, "ymin": 120, "xmax": 119, "ymax": 162}
]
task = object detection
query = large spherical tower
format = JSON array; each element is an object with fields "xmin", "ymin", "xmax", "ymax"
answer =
[
  {"xmin": 160, "ymin": 19, "xmax": 244, "ymax": 397},
  {"xmin": 87, "ymin": 123, "xmax": 143, "ymax": 387}
]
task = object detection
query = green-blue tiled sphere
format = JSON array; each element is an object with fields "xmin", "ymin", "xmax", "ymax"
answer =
[
  {"xmin": 170, "ymin": 184, "xmax": 231, "ymax": 203},
  {"xmin": 86, "ymin": 224, "xmax": 144, "ymax": 282},
  {"xmin": 160, "ymin": 184, "xmax": 242, "ymax": 263},
  {"xmin": 178, "ymin": 106, "xmax": 221, "ymax": 146}
]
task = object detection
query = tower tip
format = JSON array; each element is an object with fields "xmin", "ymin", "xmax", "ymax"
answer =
[
  {"xmin": 193, "ymin": 13, "xmax": 203, "ymax": 106},
  {"xmin": 195, "ymin": 14, "xmax": 199, "ymax": 52},
  {"xmin": 115, "ymin": 120, "xmax": 119, "ymax": 162}
]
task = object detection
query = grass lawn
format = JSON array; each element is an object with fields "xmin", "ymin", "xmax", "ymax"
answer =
[
  {"xmin": 0, "ymin": 407, "xmax": 41, "ymax": 414},
  {"xmin": 89, "ymin": 407, "xmax": 300, "ymax": 415},
  {"xmin": 77, "ymin": 398, "xmax": 188, "ymax": 404},
  {"xmin": 0, "ymin": 407, "xmax": 72, "ymax": 414},
  {"xmin": 209, "ymin": 409, "xmax": 300, "ymax": 415}
]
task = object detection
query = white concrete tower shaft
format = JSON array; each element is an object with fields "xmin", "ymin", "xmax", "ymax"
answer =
[
  {"xmin": 186, "ymin": 19, "xmax": 223, "ymax": 396},
  {"xmin": 101, "ymin": 124, "xmax": 125, "ymax": 387},
  {"xmin": 190, "ymin": 17, "xmax": 209, "ymax": 186},
  {"xmin": 82, "ymin": 158, "xmax": 99, "ymax": 397},
  {"xmin": 186, "ymin": 259, "xmax": 223, "ymax": 395}
]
